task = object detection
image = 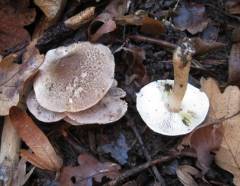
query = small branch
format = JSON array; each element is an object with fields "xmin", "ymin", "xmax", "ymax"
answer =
[
  {"xmin": 127, "ymin": 119, "xmax": 165, "ymax": 186},
  {"xmin": 199, "ymin": 109, "xmax": 240, "ymax": 129},
  {"xmin": 103, "ymin": 151, "xmax": 196, "ymax": 186},
  {"xmin": 128, "ymin": 35, "xmax": 177, "ymax": 50},
  {"xmin": 0, "ymin": 116, "xmax": 20, "ymax": 186}
]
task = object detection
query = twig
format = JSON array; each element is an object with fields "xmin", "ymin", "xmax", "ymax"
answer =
[
  {"xmin": 103, "ymin": 151, "xmax": 196, "ymax": 186},
  {"xmin": 127, "ymin": 119, "xmax": 166, "ymax": 186},
  {"xmin": 128, "ymin": 35, "xmax": 177, "ymax": 50},
  {"xmin": 198, "ymin": 109, "xmax": 240, "ymax": 129}
]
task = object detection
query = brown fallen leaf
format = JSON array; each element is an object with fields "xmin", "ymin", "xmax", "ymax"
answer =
[
  {"xmin": 228, "ymin": 43, "xmax": 240, "ymax": 85},
  {"xmin": 0, "ymin": 43, "xmax": 44, "ymax": 115},
  {"xmin": 202, "ymin": 79, "xmax": 240, "ymax": 185},
  {"xmin": 192, "ymin": 37, "xmax": 225, "ymax": 55},
  {"xmin": 116, "ymin": 13, "xmax": 165, "ymax": 36},
  {"xmin": 59, "ymin": 153, "xmax": 120, "ymax": 186},
  {"xmin": 173, "ymin": 2, "xmax": 209, "ymax": 34},
  {"xmin": 179, "ymin": 78, "xmax": 224, "ymax": 173},
  {"xmin": 88, "ymin": 0, "xmax": 129, "ymax": 42},
  {"xmin": 181, "ymin": 78, "xmax": 240, "ymax": 184},
  {"xmin": 9, "ymin": 107, "xmax": 63, "ymax": 171},
  {"xmin": 34, "ymin": 0, "xmax": 66, "ymax": 20},
  {"xmin": 176, "ymin": 165, "xmax": 200, "ymax": 186},
  {"xmin": 184, "ymin": 124, "xmax": 223, "ymax": 173},
  {"xmin": 225, "ymin": 0, "xmax": 240, "ymax": 15},
  {"xmin": 0, "ymin": 0, "xmax": 36, "ymax": 56}
]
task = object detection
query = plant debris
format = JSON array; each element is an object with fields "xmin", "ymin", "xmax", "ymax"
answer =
[
  {"xmin": 0, "ymin": 0, "xmax": 239, "ymax": 185},
  {"xmin": 173, "ymin": 2, "xmax": 209, "ymax": 34},
  {"xmin": 59, "ymin": 153, "xmax": 121, "ymax": 186},
  {"xmin": 9, "ymin": 107, "xmax": 62, "ymax": 171}
]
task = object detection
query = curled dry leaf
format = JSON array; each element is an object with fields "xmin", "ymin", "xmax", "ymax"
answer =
[
  {"xmin": 34, "ymin": 0, "xmax": 66, "ymax": 20},
  {"xmin": 59, "ymin": 153, "xmax": 121, "ymax": 186},
  {"xmin": 64, "ymin": 7, "xmax": 95, "ymax": 30},
  {"xmin": 0, "ymin": 0, "xmax": 36, "ymax": 56},
  {"xmin": 192, "ymin": 37, "xmax": 225, "ymax": 55},
  {"xmin": 116, "ymin": 13, "xmax": 165, "ymax": 36},
  {"xmin": 179, "ymin": 78, "xmax": 224, "ymax": 173},
  {"xmin": 201, "ymin": 79, "xmax": 240, "ymax": 185},
  {"xmin": 176, "ymin": 165, "xmax": 200, "ymax": 186},
  {"xmin": 9, "ymin": 107, "xmax": 63, "ymax": 171},
  {"xmin": 0, "ymin": 45, "xmax": 44, "ymax": 116},
  {"xmin": 173, "ymin": 2, "xmax": 209, "ymax": 34},
  {"xmin": 225, "ymin": 0, "xmax": 240, "ymax": 15},
  {"xmin": 88, "ymin": 0, "xmax": 129, "ymax": 42},
  {"xmin": 228, "ymin": 43, "xmax": 240, "ymax": 85}
]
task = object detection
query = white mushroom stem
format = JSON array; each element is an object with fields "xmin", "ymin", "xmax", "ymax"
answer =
[
  {"xmin": 0, "ymin": 116, "xmax": 20, "ymax": 186},
  {"xmin": 168, "ymin": 41, "xmax": 195, "ymax": 112}
]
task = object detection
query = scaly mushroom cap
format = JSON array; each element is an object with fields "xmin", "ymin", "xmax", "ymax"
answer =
[
  {"xmin": 26, "ymin": 91, "xmax": 65, "ymax": 123},
  {"xmin": 66, "ymin": 86, "xmax": 128, "ymax": 125},
  {"xmin": 136, "ymin": 80, "xmax": 209, "ymax": 136},
  {"xmin": 34, "ymin": 42, "xmax": 115, "ymax": 112},
  {"xmin": 27, "ymin": 87, "xmax": 127, "ymax": 124}
]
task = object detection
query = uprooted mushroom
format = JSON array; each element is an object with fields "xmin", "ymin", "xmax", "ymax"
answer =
[
  {"xmin": 136, "ymin": 38, "xmax": 209, "ymax": 136},
  {"xmin": 27, "ymin": 42, "xmax": 128, "ymax": 124}
]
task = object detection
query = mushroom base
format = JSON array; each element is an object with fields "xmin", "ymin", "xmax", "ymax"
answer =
[{"xmin": 136, "ymin": 80, "xmax": 209, "ymax": 136}]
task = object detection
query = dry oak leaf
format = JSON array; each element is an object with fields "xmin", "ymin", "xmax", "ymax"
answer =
[
  {"xmin": 9, "ymin": 107, "xmax": 63, "ymax": 171},
  {"xmin": 201, "ymin": 78, "xmax": 240, "ymax": 185},
  {"xmin": 0, "ymin": 44, "xmax": 44, "ymax": 116},
  {"xmin": 173, "ymin": 2, "xmax": 209, "ymax": 34},
  {"xmin": 0, "ymin": 0, "xmax": 36, "ymax": 56},
  {"xmin": 181, "ymin": 124, "xmax": 223, "ymax": 174},
  {"xmin": 59, "ymin": 153, "xmax": 120, "ymax": 186}
]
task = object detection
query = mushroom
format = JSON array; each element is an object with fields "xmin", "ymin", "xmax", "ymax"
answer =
[
  {"xmin": 136, "ymin": 39, "xmax": 209, "ymax": 136},
  {"xmin": 34, "ymin": 42, "xmax": 115, "ymax": 113},
  {"xmin": 27, "ymin": 85, "xmax": 127, "ymax": 124},
  {"xmin": 27, "ymin": 42, "xmax": 127, "ymax": 124}
]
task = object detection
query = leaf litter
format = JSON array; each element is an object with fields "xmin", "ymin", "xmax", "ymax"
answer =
[{"xmin": 0, "ymin": 0, "xmax": 239, "ymax": 185}]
